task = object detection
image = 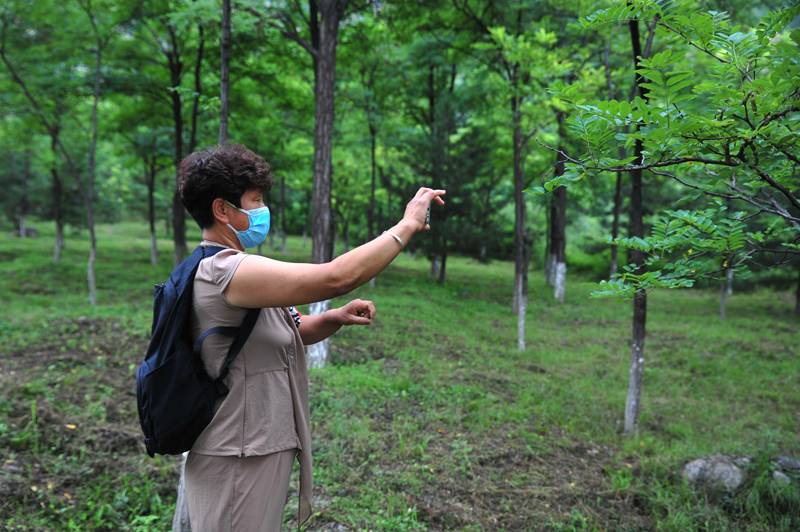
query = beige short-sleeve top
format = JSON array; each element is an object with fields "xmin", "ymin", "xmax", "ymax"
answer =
[{"xmin": 188, "ymin": 240, "xmax": 313, "ymax": 525}]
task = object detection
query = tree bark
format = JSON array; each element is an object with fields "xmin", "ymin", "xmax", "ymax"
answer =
[
  {"xmin": 219, "ymin": 0, "xmax": 231, "ymax": 145},
  {"xmin": 604, "ymin": 36, "xmax": 623, "ymax": 278},
  {"xmin": 610, "ymin": 173, "xmax": 622, "ymax": 277},
  {"xmin": 51, "ymin": 127, "xmax": 65, "ymax": 263},
  {"xmin": 544, "ymin": 198, "xmax": 554, "ymax": 285},
  {"xmin": 511, "ymin": 69, "xmax": 529, "ymax": 352},
  {"xmin": 280, "ymin": 176, "xmax": 287, "ymax": 251},
  {"xmin": 308, "ymin": 0, "xmax": 347, "ymax": 368},
  {"xmin": 307, "ymin": 300, "xmax": 331, "ymax": 368},
  {"xmin": 368, "ymin": 123, "xmax": 377, "ymax": 242},
  {"xmin": 795, "ymin": 264, "xmax": 800, "ymax": 316},
  {"xmin": 311, "ymin": 1, "xmax": 342, "ymax": 265},
  {"xmin": 147, "ymin": 157, "xmax": 158, "ymax": 266},
  {"xmin": 437, "ymin": 237, "xmax": 447, "ymax": 285},
  {"xmin": 188, "ymin": 23, "xmax": 204, "ymax": 154},
  {"xmin": 551, "ymin": 111, "xmax": 568, "ymax": 303},
  {"xmin": 19, "ymin": 149, "xmax": 31, "ymax": 238},
  {"xmin": 168, "ymin": 27, "xmax": 187, "ymax": 265},
  {"xmin": 85, "ymin": 35, "xmax": 101, "ymax": 306},
  {"xmin": 624, "ymin": 16, "xmax": 651, "ymax": 436}
]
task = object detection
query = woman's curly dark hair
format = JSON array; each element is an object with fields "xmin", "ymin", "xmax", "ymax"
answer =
[{"xmin": 179, "ymin": 144, "xmax": 274, "ymax": 229}]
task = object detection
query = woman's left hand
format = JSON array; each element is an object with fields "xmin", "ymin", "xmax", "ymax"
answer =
[{"xmin": 333, "ymin": 299, "xmax": 376, "ymax": 326}]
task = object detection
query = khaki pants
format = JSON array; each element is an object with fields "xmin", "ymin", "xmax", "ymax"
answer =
[{"xmin": 185, "ymin": 448, "xmax": 298, "ymax": 532}]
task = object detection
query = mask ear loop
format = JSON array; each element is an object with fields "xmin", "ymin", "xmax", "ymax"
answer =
[{"xmin": 223, "ymin": 200, "xmax": 248, "ymax": 239}]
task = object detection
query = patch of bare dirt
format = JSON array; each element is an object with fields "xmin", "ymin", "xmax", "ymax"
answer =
[{"xmin": 408, "ymin": 433, "xmax": 652, "ymax": 530}]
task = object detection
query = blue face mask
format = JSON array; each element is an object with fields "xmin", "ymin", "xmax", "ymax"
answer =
[{"xmin": 226, "ymin": 200, "xmax": 271, "ymax": 248}]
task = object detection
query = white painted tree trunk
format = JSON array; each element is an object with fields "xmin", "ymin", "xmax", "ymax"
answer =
[
  {"xmin": 172, "ymin": 452, "xmax": 191, "ymax": 531},
  {"xmin": 726, "ymin": 267, "xmax": 733, "ymax": 296},
  {"xmin": 624, "ymin": 291, "xmax": 647, "ymax": 436},
  {"xmin": 624, "ymin": 339, "xmax": 644, "ymax": 435},
  {"xmin": 430, "ymin": 256, "xmax": 439, "ymax": 279},
  {"xmin": 546, "ymin": 253, "xmax": 557, "ymax": 286},
  {"xmin": 150, "ymin": 231, "xmax": 158, "ymax": 266},
  {"xmin": 307, "ymin": 300, "xmax": 331, "ymax": 368},
  {"xmin": 554, "ymin": 262, "xmax": 566, "ymax": 303},
  {"xmin": 516, "ymin": 278, "xmax": 526, "ymax": 351},
  {"xmin": 87, "ymin": 246, "xmax": 97, "ymax": 306},
  {"xmin": 719, "ymin": 267, "xmax": 734, "ymax": 319}
]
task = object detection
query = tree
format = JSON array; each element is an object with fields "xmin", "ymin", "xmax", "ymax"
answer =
[
  {"xmin": 0, "ymin": 2, "xmax": 83, "ymax": 262},
  {"xmin": 219, "ymin": 0, "xmax": 231, "ymax": 144},
  {"xmin": 132, "ymin": 1, "xmax": 210, "ymax": 264},
  {"xmin": 449, "ymin": 0, "xmax": 545, "ymax": 349},
  {"xmin": 549, "ymin": 2, "xmax": 800, "ymax": 434}
]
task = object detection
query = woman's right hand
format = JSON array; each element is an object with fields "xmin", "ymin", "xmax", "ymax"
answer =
[{"xmin": 402, "ymin": 187, "xmax": 446, "ymax": 233}]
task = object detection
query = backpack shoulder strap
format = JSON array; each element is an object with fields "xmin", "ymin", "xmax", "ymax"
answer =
[{"xmin": 213, "ymin": 307, "xmax": 261, "ymax": 396}]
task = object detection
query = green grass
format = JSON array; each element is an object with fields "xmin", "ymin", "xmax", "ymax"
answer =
[{"xmin": 1, "ymin": 219, "xmax": 798, "ymax": 530}]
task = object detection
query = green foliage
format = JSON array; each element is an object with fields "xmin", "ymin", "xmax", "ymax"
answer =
[
  {"xmin": 545, "ymin": 2, "xmax": 800, "ymax": 297},
  {"xmin": 592, "ymin": 206, "xmax": 754, "ymax": 297}
]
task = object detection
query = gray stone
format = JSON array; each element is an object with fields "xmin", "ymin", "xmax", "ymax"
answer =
[
  {"xmin": 772, "ymin": 470, "xmax": 791, "ymax": 486},
  {"xmin": 773, "ymin": 456, "xmax": 800, "ymax": 472},
  {"xmin": 682, "ymin": 455, "xmax": 748, "ymax": 492}
]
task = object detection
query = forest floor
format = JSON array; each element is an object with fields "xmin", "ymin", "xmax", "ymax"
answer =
[{"xmin": 1, "ymin": 221, "xmax": 798, "ymax": 531}]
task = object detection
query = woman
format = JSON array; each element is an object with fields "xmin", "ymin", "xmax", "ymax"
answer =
[{"xmin": 177, "ymin": 143, "xmax": 445, "ymax": 531}]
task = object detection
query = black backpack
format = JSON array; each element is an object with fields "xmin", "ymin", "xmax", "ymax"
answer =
[{"xmin": 135, "ymin": 245, "xmax": 260, "ymax": 456}]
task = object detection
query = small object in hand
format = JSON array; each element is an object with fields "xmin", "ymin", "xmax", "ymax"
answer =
[{"xmin": 426, "ymin": 205, "xmax": 431, "ymax": 227}]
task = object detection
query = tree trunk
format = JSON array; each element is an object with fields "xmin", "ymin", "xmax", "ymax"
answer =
[
  {"xmin": 605, "ymin": 36, "xmax": 623, "ymax": 279},
  {"xmin": 511, "ymin": 71, "xmax": 529, "ymax": 353},
  {"xmin": 552, "ymin": 111, "xmax": 568, "ymax": 303},
  {"xmin": 307, "ymin": 300, "xmax": 331, "ymax": 368},
  {"xmin": 430, "ymin": 255, "xmax": 439, "ymax": 279},
  {"xmin": 610, "ymin": 173, "xmax": 622, "ymax": 277},
  {"xmin": 308, "ymin": 0, "xmax": 346, "ymax": 368},
  {"xmin": 726, "ymin": 267, "xmax": 733, "ymax": 296},
  {"xmin": 188, "ymin": 24, "xmax": 204, "ymax": 154},
  {"xmin": 795, "ymin": 264, "xmax": 800, "ymax": 316},
  {"xmin": 85, "ymin": 37, "xmax": 101, "ymax": 307},
  {"xmin": 624, "ymin": 16, "xmax": 651, "ymax": 436},
  {"xmin": 148, "ymin": 158, "xmax": 158, "ymax": 266},
  {"xmin": 219, "ymin": 0, "xmax": 231, "ymax": 145},
  {"xmin": 342, "ymin": 218, "xmax": 350, "ymax": 253},
  {"xmin": 310, "ymin": 1, "xmax": 340, "ymax": 265},
  {"xmin": 543, "ymin": 200, "xmax": 555, "ymax": 286},
  {"xmin": 719, "ymin": 270, "xmax": 729, "ymax": 320},
  {"xmin": 437, "ymin": 241, "xmax": 447, "ymax": 285},
  {"xmin": 624, "ymin": 290, "xmax": 646, "ymax": 435},
  {"xmin": 720, "ymin": 252, "xmax": 733, "ymax": 319},
  {"xmin": 19, "ymin": 149, "xmax": 31, "ymax": 238},
  {"xmin": 516, "ymin": 275, "xmax": 526, "ymax": 350},
  {"xmin": 280, "ymin": 176, "xmax": 287, "ymax": 251},
  {"xmin": 50, "ymin": 127, "xmax": 65, "ymax": 263},
  {"xmin": 168, "ymin": 30, "xmax": 187, "ymax": 265},
  {"xmin": 368, "ymin": 123, "xmax": 377, "ymax": 242}
]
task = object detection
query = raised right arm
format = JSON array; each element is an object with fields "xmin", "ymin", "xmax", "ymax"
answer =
[{"xmin": 224, "ymin": 188, "xmax": 446, "ymax": 309}]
